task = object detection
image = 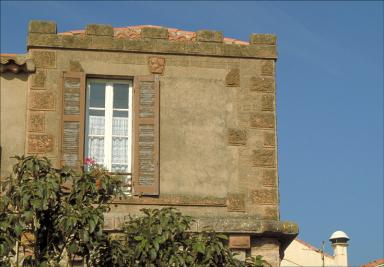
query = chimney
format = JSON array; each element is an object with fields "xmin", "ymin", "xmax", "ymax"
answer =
[{"xmin": 329, "ymin": 230, "xmax": 350, "ymax": 267}]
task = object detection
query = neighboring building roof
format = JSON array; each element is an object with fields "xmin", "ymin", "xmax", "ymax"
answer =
[
  {"xmin": 361, "ymin": 258, "xmax": 384, "ymax": 267},
  {"xmin": 59, "ymin": 25, "xmax": 249, "ymax": 45},
  {"xmin": 0, "ymin": 54, "xmax": 35, "ymax": 73},
  {"xmin": 295, "ymin": 238, "xmax": 333, "ymax": 258}
]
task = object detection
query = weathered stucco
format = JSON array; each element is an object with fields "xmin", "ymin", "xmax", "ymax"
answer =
[
  {"xmin": 0, "ymin": 73, "xmax": 28, "ymax": 176},
  {"xmin": 0, "ymin": 20, "xmax": 298, "ymax": 266}
]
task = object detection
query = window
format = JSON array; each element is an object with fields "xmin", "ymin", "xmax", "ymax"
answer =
[
  {"xmin": 85, "ymin": 79, "xmax": 133, "ymax": 194},
  {"xmin": 61, "ymin": 72, "xmax": 160, "ymax": 196}
]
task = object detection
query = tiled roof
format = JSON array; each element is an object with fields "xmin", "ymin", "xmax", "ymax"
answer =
[
  {"xmin": 59, "ymin": 25, "xmax": 249, "ymax": 45},
  {"xmin": 0, "ymin": 54, "xmax": 35, "ymax": 73},
  {"xmin": 361, "ymin": 258, "xmax": 384, "ymax": 267}
]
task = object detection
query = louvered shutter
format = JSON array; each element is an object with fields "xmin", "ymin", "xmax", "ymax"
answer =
[
  {"xmin": 133, "ymin": 75, "xmax": 160, "ymax": 196},
  {"xmin": 61, "ymin": 72, "xmax": 85, "ymax": 170}
]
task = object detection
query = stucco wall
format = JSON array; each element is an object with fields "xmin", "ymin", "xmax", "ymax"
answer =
[{"xmin": 0, "ymin": 73, "xmax": 28, "ymax": 177}]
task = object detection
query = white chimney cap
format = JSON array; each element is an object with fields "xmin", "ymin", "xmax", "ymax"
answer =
[{"xmin": 329, "ymin": 230, "xmax": 350, "ymax": 241}]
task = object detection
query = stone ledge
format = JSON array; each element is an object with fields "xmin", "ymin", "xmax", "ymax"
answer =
[
  {"xmin": 104, "ymin": 214, "xmax": 298, "ymax": 252},
  {"xmin": 111, "ymin": 194, "xmax": 226, "ymax": 207},
  {"xmin": 0, "ymin": 54, "xmax": 35, "ymax": 73},
  {"xmin": 27, "ymin": 33, "xmax": 277, "ymax": 59}
]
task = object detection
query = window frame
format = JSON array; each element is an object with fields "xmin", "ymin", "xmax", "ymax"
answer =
[{"xmin": 85, "ymin": 78, "xmax": 133, "ymax": 178}]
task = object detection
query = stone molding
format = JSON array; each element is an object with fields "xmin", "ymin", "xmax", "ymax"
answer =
[{"xmin": 0, "ymin": 55, "xmax": 35, "ymax": 74}]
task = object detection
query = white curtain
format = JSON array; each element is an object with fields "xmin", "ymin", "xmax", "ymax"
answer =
[
  {"xmin": 112, "ymin": 117, "xmax": 129, "ymax": 172},
  {"xmin": 88, "ymin": 115, "xmax": 105, "ymax": 164}
]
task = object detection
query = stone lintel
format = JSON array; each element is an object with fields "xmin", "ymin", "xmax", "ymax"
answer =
[
  {"xmin": 28, "ymin": 20, "xmax": 57, "ymax": 34},
  {"xmin": 27, "ymin": 33, "xmax": 277, "ymax": 59},
  {"xmin": 85, "ymin": 24, "xmax": 114, "ymax": 36},
  {"xmin": 196, "ymin": 30, "xmax": 223, "ymax": 43}
]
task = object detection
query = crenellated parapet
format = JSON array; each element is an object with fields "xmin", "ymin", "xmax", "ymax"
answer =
[{"xmin": 27, "ymin": 21, "xmax": 277, "ymax": 59}]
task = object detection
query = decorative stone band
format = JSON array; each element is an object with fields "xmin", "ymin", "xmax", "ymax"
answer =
[
  {"xmin": 111, "ymin": 194, "xmax": 227, "ymax": 207},
  {"xmin": 0, "ymin": 54, "xmax": 36, "ymax": 73},
  {"xmin": 104, "ymin": 214, "xmax": 298, "ymax": 253}
]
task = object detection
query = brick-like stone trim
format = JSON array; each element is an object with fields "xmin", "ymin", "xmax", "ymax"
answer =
[{"xmin": 27, "ymin": 33, "xmax": 277, "ymax": 59}]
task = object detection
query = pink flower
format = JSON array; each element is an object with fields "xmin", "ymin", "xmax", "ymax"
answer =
[{"xmin": 84, "ymin": 157, "xmax": 96, "ymax": 165}]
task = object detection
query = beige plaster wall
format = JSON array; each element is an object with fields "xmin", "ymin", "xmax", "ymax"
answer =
[
  {"xmin": 281, "ymin": 239, "xmax": 338, "ymax": 267},
  {"xmin": 0, "ymin": 73, "xmax": 28, "ymax": 177}
]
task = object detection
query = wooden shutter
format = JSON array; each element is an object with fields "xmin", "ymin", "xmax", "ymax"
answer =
[
  {"xmin": 133, "ymin": 75, "xmax": 160, "ymax": 196},
  {"xmin": 61, "ymin": 72, "xmax": 85, "ymax": 170}
]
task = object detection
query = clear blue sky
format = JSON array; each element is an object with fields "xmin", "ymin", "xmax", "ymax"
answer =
[{"xmin": 1, "ymin": 1, "xmax": 383, "ymax": 265}]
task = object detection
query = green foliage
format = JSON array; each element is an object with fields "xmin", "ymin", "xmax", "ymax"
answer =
[
  {"xmin": 114, "ymin": 208, "xmax": 268, "ymax": 267},
  {"xmin": 0, "ymin": 155, "xmax": 122, "ymax": 266},
  {"xmin": 0, "ymin": 156, "xmax": 270, "ymax": 267}
]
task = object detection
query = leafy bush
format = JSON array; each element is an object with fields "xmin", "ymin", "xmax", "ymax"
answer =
[
  {"xmin": 0, "ymin": 155, "xmax": 121, "ymax": 266},
  {"xmin": 0, "ymin": 156, "xmax": 270, "ymax": 267}
]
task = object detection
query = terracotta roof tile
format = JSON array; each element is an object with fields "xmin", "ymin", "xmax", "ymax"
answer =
[
  {"xmin": 361, "ymin": 258, "xmax": 384, "ymax": 267},
  {"xmin": 59, "ymin": 25, "xmax": 248, "ymax": 45}
]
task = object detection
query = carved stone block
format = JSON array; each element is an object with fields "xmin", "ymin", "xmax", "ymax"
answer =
[
  {"xmin": 31, "ymin": 69, "xmax": 46, "ymax": 88},
  {"xmin": 227, "ymin": 193, "xmax": 246, "ymax": 212},
  {"xmin": 262, "ymin": 169, "xmax": 277, "ymax": 187},
  {"xmin": 196, "ymin": 30, "xmax": 223, "ymax": 43},
  {"xmin": 261, "ymin": 94, "xmax": 274, "ymax": 111},
  {"xmin": 141, "ymin": 27, "xmax": 168, "ymax": 39},
  {"xmin": 229, "ymin": 235, "xmax": 251, "ymax": 249},
  {"xmin": 31, "ymin": 50, "xmax": 56, "ymax": 68},
  {"xmin": 249, "ymin": 77, "xmax": 274, "ymax": 92},
  {"xmin": 252, "ymin": 149, "xmax": 276, "ymax": 167},
  {"xmin": 225, "ymin": 68, "xmax": 240, "ymax": 87},
  {"xmin": 29, "ymin": 91, "xmax": 54, "ymax": 110},
  {"xmin": 148, "ymin": 57, "xmax": 166, "ymax": 74},
  {"xmin": 250, "ymin": 113, "xmax": 275, "ymax": 128},
  {"xmin": 104, "ymin": 216, "xmax": 115, "ymax": 230},
  {"xmin": 264, "ymin": 206, "xmax": 279, "ymax": 220},
  {"xmin": 28, "ymin": 134, "xmax": 53, "ymax": 153},
  {"xmin": 228, "ymin": 128, "xmax": 247, "ymax": 146},
  {"xmin": 249, "ymin": 34, "xmax": 277, "ymax": 45},
  {"xmin": 261, "ymin": 60, "xmax": 274, "ymax": 76},
  {"xmin": 85, "ymin": 24, "xmax": 114, "ymax": 36},
  {"xmin": 28, "ymin": 20, "xmax": 57, "ymax": 34},
  {"xmin": 28, "ymin": 112, "xmax": 45, "ymax": 132},
  {"xmin": 263, "ymin": 132, "xmax": 275, "ymax": 147},
  {"xmin": 250, "ymin": 189, "xmax": 277, "ymax": 205}
]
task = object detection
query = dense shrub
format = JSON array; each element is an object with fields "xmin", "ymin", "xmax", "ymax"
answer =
[{"xmin": 0, "ymin": 156, "xmax": 270, "ymax": 267}]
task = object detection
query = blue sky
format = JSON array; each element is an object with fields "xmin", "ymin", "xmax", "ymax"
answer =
[{"xmin": 1, "ymin": 1, "xmax": 383, "ymax": 265}]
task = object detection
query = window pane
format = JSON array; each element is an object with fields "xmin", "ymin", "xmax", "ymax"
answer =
[
  {"xmin": 89, "ymin": 112, "xmax": 105, "ymax": 135},
  {"xmin": 113, "ymin": 83, "xmax": 129, "ymax": 109},
  {"xmin": 89, "ymin": 82, "xmax": 106, "ymax": 108}
]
